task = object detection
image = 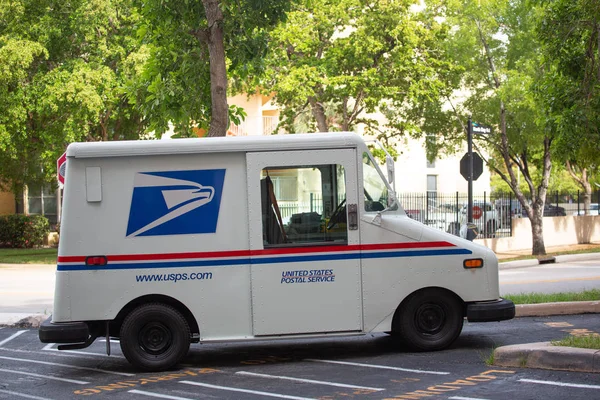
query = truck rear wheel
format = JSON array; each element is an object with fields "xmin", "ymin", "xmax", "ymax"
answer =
[
  {"xmin": 393, "ymin": 289, "xmax": 463, "ymax": 351},
  {"xmin": 120, "ymin": 303, "xmax": 190, "ymax": 371}
]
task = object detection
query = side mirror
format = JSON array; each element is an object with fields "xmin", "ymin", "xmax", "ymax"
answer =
[{"xmin": 386, "ymin": 154, "xmax": 395, "ymax": 190}]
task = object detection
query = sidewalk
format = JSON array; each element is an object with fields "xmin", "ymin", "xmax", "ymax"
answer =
[
  {"xmin": 0, "ymin": 255, "xmax": 599, "ymax": 373},
  {"xmin": 494, "ymin": 242, "xmax": 600, "ymax": 261}
]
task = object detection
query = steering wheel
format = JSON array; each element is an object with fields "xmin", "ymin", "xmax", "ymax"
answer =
[{"xmin": 327, "ymin": 199, "xmax": 346, "ymax": 230}]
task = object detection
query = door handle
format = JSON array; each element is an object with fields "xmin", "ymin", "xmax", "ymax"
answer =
[{"xmin": 348, "ymin": 204, "xmax": 358, "ymax": 230}]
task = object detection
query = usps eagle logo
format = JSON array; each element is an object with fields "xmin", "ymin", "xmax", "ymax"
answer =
[{"xmin": 126, "ymin": 169, "xmax": 226, "ymax": 237}]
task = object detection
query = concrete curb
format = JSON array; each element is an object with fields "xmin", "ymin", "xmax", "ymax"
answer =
[
  {"xmin": 0, "ymin": 314, "xmax": 49, "ymax": 328},
  {"xmin": 515, "ymin": 301, "xmax": 600, "ymax": 317},
  {"xmin": 494, "ymin": 341, "xmax": 600, "ymax": 373}
]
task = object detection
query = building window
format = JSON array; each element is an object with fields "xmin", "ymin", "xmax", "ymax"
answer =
[
  {"xmin": 426, "ymin": 159, "xmax": 436, "ymax": 168},
  {"xmin": 427, "ymin": 175, "xmax": 437, "ymax": 192},
  {"xmin": 25, "ymin": 185, "xmax": 58, "ymax": 225}
]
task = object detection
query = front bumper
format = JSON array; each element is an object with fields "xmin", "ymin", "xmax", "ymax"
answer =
[
  {"xmin": 39, "ymin": 317, "xmax": 90, "ymax": 343},
  {"xmin": 466, "ymin": 298, "xmax": 515, "ymax": 322}
]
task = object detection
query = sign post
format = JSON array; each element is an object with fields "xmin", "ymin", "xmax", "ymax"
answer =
[
  {"xmin": 459, "ymin": 118, "xmax": 487, "ymax": 223},
  {"xmin": 467, "ymin": 117, "xmax": 473, "ymax": 223}
]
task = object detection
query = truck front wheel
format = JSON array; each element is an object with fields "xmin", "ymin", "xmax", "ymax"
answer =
[
  {"xmin": 393, "ymin": 289, "xmax": 463, "ymax": 351},
  {"xmin": 120, "ymin": 303, "xmax": 190, "ymax": 371}
]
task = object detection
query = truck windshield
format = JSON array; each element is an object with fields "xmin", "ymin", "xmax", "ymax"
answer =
[{"xmin": 362, "ymin": 152, "xmax": 398, "ymax": 212}]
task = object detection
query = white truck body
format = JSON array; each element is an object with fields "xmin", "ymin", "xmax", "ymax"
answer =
[{"xmin": 40, "ymin": 132, "xmax": 514, "ymax": 371}]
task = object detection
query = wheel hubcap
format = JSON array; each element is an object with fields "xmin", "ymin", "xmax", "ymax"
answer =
[
  {"xmin": 139, "ymin": 322, "xmax": 172, "ymax": 355},
  {"xmin": 415, "ymin": 303, "xmax": 446, "ymax": 334}
]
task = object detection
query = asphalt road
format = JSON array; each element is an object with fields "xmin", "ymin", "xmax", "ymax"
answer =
[
  {"xmin": 500, "ymin": 258, "xmax": 600, "ymax": 295},
  {"xmin": 0, "ymin": 314, "xmax": 599, "ymax": 400}
]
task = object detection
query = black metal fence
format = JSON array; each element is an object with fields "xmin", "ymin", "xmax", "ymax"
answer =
[
  {"xmin": 542, "ymin": 190, "xmax": 600, "ymax": 216},
  {"xmin": 397, "ymin": 189, "xmax": 600, "ymax": 239},
  {"xmin": 397, "ymin": 192, "xmax": 514, "ymax": 239}
]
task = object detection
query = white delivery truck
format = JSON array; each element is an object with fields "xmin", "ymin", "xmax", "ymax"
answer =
[{"xmin": 40, "ymin": 132, "xmax": 514, "ymax": 371}]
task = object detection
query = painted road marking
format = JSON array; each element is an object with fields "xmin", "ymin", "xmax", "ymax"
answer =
[
  {"xmin": 544, "ymin": 322, "xmax": 573, "ymax": 328},
  {"xmin": 1, "ymin": 346, "xmax": 110, "ymax": 361},
  {"xmin": 43, "ymin": 342, "xmax": 120, "ymax": 358},
  {"xmin": 236, "ymin": 371, "xmax": 385, "ymax": 391},
  {"xmin": 562, "ymin": 328, "xmax": 600, "ymax": 337},
  {"xmin": 449, "ymin": 397, "xmax": 491, "ymax": 400},
  {"xmin": 386, "ymin": 369, "xmax": 515, "ymax": 399},
  {"xmin": 180, "ymin": 380, "xmax": 317, "ymax": 400},
  {"xmin": 305, "ymin": 359, "xmax": 450, "ymax": 375},
  {"xmin": 0, "ymin": 330, "xmax": 27, "ymax": 346},
  {"xmin": 0, "ymin": 389, "xmax": 53, "ymax": 400},
  {"xmin": 0, "ymin": 355, "xmax": 135, "ymax": 377},
  {"xmin": 0, "ymin": 367, "xmax": 89, "ymax": 384},
  {"xmin": 73, "ymin": 369, "xmax": 220, "ymax": 396},
  {"xmin": 128, "ymin": 390, "xmax": 194, "ymax": 400},
  {"xmin": 519, "ymin": 379, "xmax": 600, "ymax": 389}
]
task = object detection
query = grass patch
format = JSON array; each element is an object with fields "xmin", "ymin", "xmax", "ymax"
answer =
[
  {"xmin": 552, "ymin": 335, "xmax": 600, "ymax": 350},
  {"xmin": 0, "ymin": 248, "xmax": 58, "ymax": 264},
  {"xmin": 504, "ymin": 289, "xmax": 600, "ymax": 305},
  {"xmin": 483, "ymin": 346, "xmax": 497, "ymax": 366}
]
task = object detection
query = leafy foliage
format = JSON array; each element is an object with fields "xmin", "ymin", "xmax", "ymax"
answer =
[
  {"xmin": 0, "ymin": 0, "xmax": 147, "ymax": 191},
  {"xmin": 0, "ymin": 214, "xmax": 50, "ymax": 248},
  {"xmin": 263, "ymin": 0, "xmax": 461, "ymax": 158},
  {"xmin": 536, "ymin": 0, "xmax": 600, "ymax": 204},
  {"xmin": 134, "ymin": 0, "xmax": 291, "ymax": 137}
]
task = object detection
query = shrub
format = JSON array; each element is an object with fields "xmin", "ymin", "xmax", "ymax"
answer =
[{"xmin": 0, "ymin": 214, "xmax": 50, "ymax": 248}]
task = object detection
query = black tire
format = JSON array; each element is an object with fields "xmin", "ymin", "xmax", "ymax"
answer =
[
  {"xmin": 120, "ymin": 303, "xmax": 190, "ymax": 371},
  {"xmin": 393, "ymin": 289, "xmax": 463, "ymax": 351}
]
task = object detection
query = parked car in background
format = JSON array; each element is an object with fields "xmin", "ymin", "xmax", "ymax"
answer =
[
  {"xmin": 573, "ymin": 203, "xmax": 599, "ymax": 216},
  {"xmin": 522, "ymin": 204, "xmax": 566, "ymax": 218},
  {"xmin": 457, "ymin": 201, "xmax": 500, "ymax": 238},
  {"xmin": 405, "ymin": 200, "xmax": 459, "ymax": 233}
]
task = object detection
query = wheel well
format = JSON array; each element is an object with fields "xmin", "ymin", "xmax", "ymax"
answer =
[
  {"xmin": 391, "ymin": 287, "xmax": 465, "ymax": 333},
  {"xmin": 110, "ymin": 295, "xmax": 200, "ymax": 339}
]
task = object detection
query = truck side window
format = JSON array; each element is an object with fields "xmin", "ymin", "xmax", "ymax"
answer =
[
  {"xmin": 261, "ymin": 165, "xmax": 347, "ymax": 246},
  {"xmin": 362, "ymin": 153, "xmax": 389, "ymax": 212}
]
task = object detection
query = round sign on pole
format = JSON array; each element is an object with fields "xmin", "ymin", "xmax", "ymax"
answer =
[
  {"xmin": 472, "ymin": 205, "xmax": 482, "ymax": 220},
  {"xmin": 57, "ymin": 152, "xmax": 67, "ymax": 187}
]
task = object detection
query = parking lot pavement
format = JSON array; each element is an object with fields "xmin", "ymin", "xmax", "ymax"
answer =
[
  {"xmin": 0, "ymin": 315, "xmax": 599, "ymax": 400},
  {"xmin": 1, "ymin": 256, "xmax": 599, "ymax": 385}
]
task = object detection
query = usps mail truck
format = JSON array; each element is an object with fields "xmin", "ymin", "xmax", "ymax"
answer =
[{"xmin": 40, "ymin": 132, "xmax": 514, "ymax": 371}]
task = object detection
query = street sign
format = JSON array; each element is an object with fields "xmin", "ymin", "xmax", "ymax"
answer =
[
  {"xmin": 57, "ymin": 151, "xmax": 66, "ymax": 187},
  {"xmin": 472, "ymin": 205, "xmax": 482, "ymax": 220},
  {"xmin": 472, "ymin": 123, "xmax": 492, "ymax": 135},
  {"xmin": 460, "ymin": 152, "xmax": 483, "ymax": 181}
]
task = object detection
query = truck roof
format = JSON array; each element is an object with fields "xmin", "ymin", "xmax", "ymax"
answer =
[{"xmin": 66, "ymin": 132, "xmax": 364, "ymax": 159}]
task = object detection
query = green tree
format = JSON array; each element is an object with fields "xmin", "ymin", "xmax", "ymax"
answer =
[
  {"xmin": 537, "ymin": 0, "xmax": 600, "ymax": 214},
  {"xmin": 134, "ymin": 0, "xmax": 291, "ymax": 138},
  {"xmin": 263, "ymin": 0, "xmax": 460, "ymax": 154},
  {"xmin": 440, "ymin": 0, "xmax": 554, "ymax": 255},
  {"xmin": 0, "ymin": 0, "xmax": 146, "ymax": 191}
]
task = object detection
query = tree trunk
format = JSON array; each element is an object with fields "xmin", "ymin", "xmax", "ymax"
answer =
[
  {"xmin": 525, "ymin": 206, "xmax": 547, "ymax": 256},
  {"xmin": 530, "ymin": 206, "xmax": 545, "ymax": 256},
  {"xmin": 308, "ymin": 96, "xmax": 329, "ymax": 132},
  {"xmin": 202, "ymin": 0, "xmax": 228, "ymax": 137}
]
